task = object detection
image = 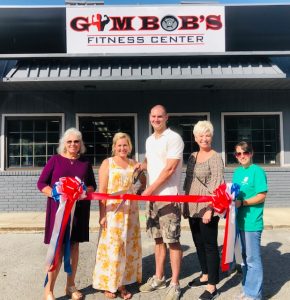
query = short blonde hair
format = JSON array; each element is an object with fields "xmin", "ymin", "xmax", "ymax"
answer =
[
  {"xmin": 111, "ymin": 132, "xmax": 133, "ymax": 156},
  {"xmin": 193, "ymin": 120, "xmax": 214, "ymax": 137},
  {"xmin": 57, "ymin": 127, "xmax": 86, "ymax": 155}
]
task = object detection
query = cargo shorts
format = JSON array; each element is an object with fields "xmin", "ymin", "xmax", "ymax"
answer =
[{"xmin": 146, "ymin": 203, "xmax": 181, "ymax": 244}]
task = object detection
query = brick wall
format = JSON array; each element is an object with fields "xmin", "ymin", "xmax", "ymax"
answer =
[
  {"xmin": 0, "ymin": 170, "xmax": 45, "ymax": 211},
  {"xmin": 0, "ymin": 168, "xmax": 289, "ymax": 211}
]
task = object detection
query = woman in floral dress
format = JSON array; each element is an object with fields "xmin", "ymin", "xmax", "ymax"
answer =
[{"xmin": 93, "ymin": 132, "xmax": 145, "ymax": 299}]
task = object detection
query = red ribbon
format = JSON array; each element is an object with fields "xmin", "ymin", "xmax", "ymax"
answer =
[
  {"xmin": 49, "ymin": 178, "xmax": 233, "ymax": 273},
  {"xmin": 85, "ymin": 182, "xmax": 231, "ymax": 215},
  {"xmin": 86, "ymin": 192, "xmax": 212, "ymax": 203},
  {"xmin": 221, "ymin": 205, "xmax": 231, "ymax": 272}
]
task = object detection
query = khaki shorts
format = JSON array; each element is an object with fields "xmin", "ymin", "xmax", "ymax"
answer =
[{"xmin": 146, "ymin": 204, "xmax": 181, "ymax": 244}]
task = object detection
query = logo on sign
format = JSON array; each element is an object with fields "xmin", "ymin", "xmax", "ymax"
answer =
[
  {"xmin": 161, "ymin": 15, "xmax": 179, "ymax": 31},
  {"xmin": 70, "ymin": 13, "xmax": 223, "ymax": 32},
  {"xmin": 70, "ymin": 14, "xmax": 110, "ymax": 31}
]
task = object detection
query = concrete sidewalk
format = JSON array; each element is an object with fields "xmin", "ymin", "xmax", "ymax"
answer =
[{"xmin": 0, "ymin": 207, "xmax": 290, "ymax": 232}]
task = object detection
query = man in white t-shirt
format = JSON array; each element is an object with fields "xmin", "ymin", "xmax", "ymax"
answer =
[{"xmin": 139, "ymin": 105, "xmax": 184, "ymax": 300}]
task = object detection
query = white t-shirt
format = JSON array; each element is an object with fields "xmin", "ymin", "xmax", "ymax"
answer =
[{"xmin": 146, "ymin": 128, "xmax": 184, "ymax": 196}]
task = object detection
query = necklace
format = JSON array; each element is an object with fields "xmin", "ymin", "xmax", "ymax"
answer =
[
  {"xmin": 69, "ymin": 159, "xmax": 76, "ymax": 165},
  {"xmin": 67, "ymin": 155, "xmax": 79, "ymax": 165}
]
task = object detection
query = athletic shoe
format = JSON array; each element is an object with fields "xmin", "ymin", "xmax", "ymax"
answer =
[
  {"xmin": 139, "ymin": 275, "xmax": 166, "ymax": 292},
  {"xmin": 164, "ymin": 284, "xmax": 181, "ymax": 300}
]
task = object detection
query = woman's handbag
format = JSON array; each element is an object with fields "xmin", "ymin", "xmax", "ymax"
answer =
[{"xmin": 183, "ymin": 153, "xmax": 196, "ymax": 195}]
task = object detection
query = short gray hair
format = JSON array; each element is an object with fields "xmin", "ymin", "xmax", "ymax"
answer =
[
  {"xmin": 193, "ymin": 120, "xmax": 214, "ymax": 137},
  {"xmin": 57, "ymin": 127, "xmax": 86, "ymax": 155}
]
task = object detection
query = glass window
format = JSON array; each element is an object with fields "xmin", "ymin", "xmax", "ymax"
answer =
[
  {"xmin": 224, "ymin": 115, "xmax": 280, "ymax": 166},
  {"xmin": 6, "ymin": 117, "xmax": 61, "ymax": 168},
  {"xmin": 79, "ymin": 116, "xmax": 136, "ymax": 166},
  {"xmin": 168, "ymin": 115, "xmax": 208, "ymax": 163}
]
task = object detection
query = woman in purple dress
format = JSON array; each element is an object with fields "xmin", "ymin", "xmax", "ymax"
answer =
[{"xmin": 37, "ymin": 127, "xmax": 96, "ymax": 300}]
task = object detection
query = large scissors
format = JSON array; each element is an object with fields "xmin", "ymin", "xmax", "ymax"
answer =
[{"xmin": 112, "ymin": 168, "xmax": 145, "ymax": 214}]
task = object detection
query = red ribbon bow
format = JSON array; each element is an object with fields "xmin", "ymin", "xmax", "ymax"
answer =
[{"xmin": 211, "ymin": 183, "xmax": 232, "ymax": 214}]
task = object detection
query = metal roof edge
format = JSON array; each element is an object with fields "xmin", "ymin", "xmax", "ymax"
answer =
[
  {"xmin": 0, "ymin": 60, "xmax": 17, "ymax": 80},
  {"xmin": 2, "ymin": 56, "xmax": 286, "ymax": 83},
  {"xmin": 1, "ymin": 52, "xmax": 290, "ymax": 60}
]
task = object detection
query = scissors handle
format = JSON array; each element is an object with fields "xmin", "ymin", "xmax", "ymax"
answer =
[{"xmin": 132, "ymin": 169, "xmax": 144, "ymax": 185}]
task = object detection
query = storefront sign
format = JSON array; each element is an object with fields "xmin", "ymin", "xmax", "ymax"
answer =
[{"xmin": 66, "ymin": 5, "xmax": 225, "ymax": 54}]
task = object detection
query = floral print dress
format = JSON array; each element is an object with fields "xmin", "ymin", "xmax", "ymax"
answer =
[{"xmin": 92, "ymin": 158, "xmax": 142, "ymax": 293}]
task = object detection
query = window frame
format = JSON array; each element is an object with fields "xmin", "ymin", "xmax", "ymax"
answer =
[
  {"xmin": 221, "ymin": 112, "xmax": 284, "ymax": 167},
  {"xmin": 1, "ymin": 113, "xmax": 65, "ymax": 171},
  {"xmin": 76, "ymin": 113, "xmax": 138, "ymax": 165}
]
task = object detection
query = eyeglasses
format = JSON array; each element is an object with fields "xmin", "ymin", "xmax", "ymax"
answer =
[
  {"xmin": 235, "ymin": 151, "xmax": 251, "ymax": 158},
  {"xmin": 66, "ymin": 140, "xmax": 80, "ymax": 144}
]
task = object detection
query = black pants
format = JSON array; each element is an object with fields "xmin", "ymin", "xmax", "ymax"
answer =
[{"xmin": 189, "ymin": 216, "xmax": 220, "ymax": 285}]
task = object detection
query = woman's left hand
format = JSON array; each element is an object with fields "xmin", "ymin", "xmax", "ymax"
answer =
[
  {"xmin": 99, "ymin": 216, "xmax": 107, "ymax": 229},
  {"xmin": 202, "ymin": 210, "xmax": 212, "ymax": 224}
]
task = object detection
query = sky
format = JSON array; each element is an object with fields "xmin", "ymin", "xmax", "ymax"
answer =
[{"xmin": 1, "ymin": 0, "xmax": 290, "ymax": 5}]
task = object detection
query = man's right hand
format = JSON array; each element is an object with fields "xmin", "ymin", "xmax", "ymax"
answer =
[{"xmin": 142, "ymin": 186, "xmax": 154, "ymax": 196}]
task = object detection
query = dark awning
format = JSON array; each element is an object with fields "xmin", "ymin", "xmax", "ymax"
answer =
[{"xmin": 1, "ymin": 56, "xmax": 289, "ymax": 91}]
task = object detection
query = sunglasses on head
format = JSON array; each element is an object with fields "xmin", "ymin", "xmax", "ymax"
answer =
[
  {"xmin": 235, "ymin": 151, "xmax": 251, "ymax": 158},
  {"xmin": 66, "ymin": 140, "xmax": 80, "ymax": 144}
]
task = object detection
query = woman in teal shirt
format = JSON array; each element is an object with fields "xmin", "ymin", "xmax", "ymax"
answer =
[{"xmin": 233, "ymin": 141, "xmax": 268, "ymax": 300}]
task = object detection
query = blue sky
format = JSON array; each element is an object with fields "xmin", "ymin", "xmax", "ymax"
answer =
[{"xmin": 1, "ymin": 0, "xmax": 290, "ymax": 5}]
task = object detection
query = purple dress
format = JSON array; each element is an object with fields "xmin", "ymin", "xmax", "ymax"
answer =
[{"xmin": 37, "ymin": 154, "xmax": 96, "ymax": 244}]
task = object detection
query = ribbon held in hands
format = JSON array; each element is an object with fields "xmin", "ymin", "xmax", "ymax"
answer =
[
  {"xmin": 53, "ymin": 176, "xmax": 87, "ymax": 202},
  {"xmin": 45, "ymin": 177, "xmax": 240, "ymax": 284},
  {"xmin": 86, "ymin": 183, "xmax": 235, "ymax": 216},
  {"xmin": 210, "ymin": 182, "xmax": 240, "ymax": 214}
]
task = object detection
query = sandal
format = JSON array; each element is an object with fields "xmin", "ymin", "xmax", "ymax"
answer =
[
  {"xmin": 104, "ymin": 291, "xmax": 117, "ymax": 299},
  {"xmin": 65, "ymin": 286, "xmax": 83, "ymax": 300},
  {"xmin": 118, "ymin": 286, "xmax": 132, "ymax": 300}
]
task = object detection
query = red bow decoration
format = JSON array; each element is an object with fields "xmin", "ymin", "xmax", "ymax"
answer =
[
  {"xmin": 60, "ymin": 177, "xmax": 85, "ymax": 202},
  {"xmin": 211, "ymin": 183, "xmax": 232, "ymax": 214}
]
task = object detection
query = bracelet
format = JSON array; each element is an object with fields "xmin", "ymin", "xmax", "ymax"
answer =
[{"xmin": 240, "ymin": 201, "xmax": 244, "ymax": 207}]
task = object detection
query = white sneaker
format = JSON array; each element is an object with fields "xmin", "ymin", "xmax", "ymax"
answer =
[
  {"xmin": 164, "ymin": 284, "xmax": 181, "ymax": 300},
  {"xmin": 139, "ymin": 275, "xmax": 167, "ymax": 292}
]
